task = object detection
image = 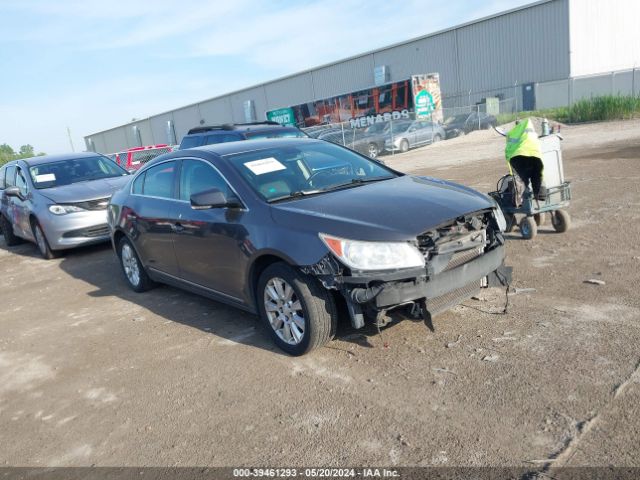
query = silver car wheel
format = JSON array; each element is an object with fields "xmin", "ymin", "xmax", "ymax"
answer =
[
  {"xmin": 368, "ymin": 143, "xmax": 379, "ymax": 158},
  {"xmin": 121, "ymin": 243, "xmax": 141, "ymax": 287},
  {"xmin": 264, "ymin": 277, "xmax": 305, "ymax": 345},
  {"xmin": 34, "ymin": 225, "xmax": 47, "ymax": 255}
]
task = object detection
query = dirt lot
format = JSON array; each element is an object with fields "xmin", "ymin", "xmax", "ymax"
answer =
[{"xmin": 1, "ymin": 119, "xmax": 639, "ymax": 471}]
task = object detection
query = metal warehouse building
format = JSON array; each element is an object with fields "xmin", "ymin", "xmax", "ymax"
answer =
[{"xmin": 85, "ymin": 0, "xmax": 640, "ymax": 153}]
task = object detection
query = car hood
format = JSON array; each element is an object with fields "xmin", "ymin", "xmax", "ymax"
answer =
[
  {"xmin": 270, "ymin": 175, "xmax": 494, "ymax": 241},
  {"xmin": 37, "ymin": 176, "xmax": 130, "ymax": 203}
]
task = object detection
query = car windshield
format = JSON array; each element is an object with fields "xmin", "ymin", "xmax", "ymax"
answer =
[
  {"xmin": 364, "ymin": 123, "xmax": 388, "ymax": 134},
  {"xmin": 180, "ymin": 136, "xmax": 202, "ymax": 149},
  {"xmin": 29, "ymin": 156, "xmax": 128, "ymax": 189},
  {"xmin": 445, "ymin": 114, "xmax": 470, "ymax": 125},
  {"xmin": 225, "ymin": 141, "xmax": 398, "ymax": 202},
  {"xmin": 384, "ymin": 122, "xmax": 412, "ymax": 133},
  {"xmin": 244, "ymin": 129, "xmax": 307, "ymax": 140}
]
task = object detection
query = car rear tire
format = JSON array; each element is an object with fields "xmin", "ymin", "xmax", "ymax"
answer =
[
  {"xmin": 367, "ymin": 143, "xmax": 379, "ymax": 159},
  {"xmin": 399, "ymin": 139, "xmax": 409, "ymax": 153},
  {"xmin": 257, "ymin": 262, "xmax": 337, "ymax": 356},
  {"xmin": 32, "ymin": 220, "xmax": 58, "ymax": 259},
  {"xmin": 1, "ymin": 215, "xmax": 22, "ymax": 246},
  {"xmin": 118, "ymin": 236, "xmax": 156, "ymax": 292},
  {"xmin": 551, "ymin": 209, "xmax": 571, "ymax": 233},
  {"xmin": 520, "ymin": 216, "xmax": 537, "ymax": 240}
]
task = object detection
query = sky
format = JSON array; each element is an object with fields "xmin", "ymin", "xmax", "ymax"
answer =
[{"xmin": 0, "ymin": 0, "xmax": 532, "ymax": 154}]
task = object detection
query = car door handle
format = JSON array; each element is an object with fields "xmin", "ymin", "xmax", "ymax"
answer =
[{"xmin": 172, "ymin": 222, "xmax": 185, "ymax": 233}]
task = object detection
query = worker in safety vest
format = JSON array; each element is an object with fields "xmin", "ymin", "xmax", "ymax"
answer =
[{"xmin": 505, "ymin": 118, "xmax": 545, "ymax": 200}]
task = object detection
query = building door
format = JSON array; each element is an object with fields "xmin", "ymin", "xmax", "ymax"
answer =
[{"xmin": 522, "ymin": 83, "xmax": 536, "ymax": 111}]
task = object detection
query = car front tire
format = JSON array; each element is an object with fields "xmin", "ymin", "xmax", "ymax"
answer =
[
  {"xmin": 257, "ymin": 263, "xmax": 337, "ymax": 356},
  {"xmin": 118, "ymin": 236, "xmax": 155, "ymax": 292},
  {"xmin": 32, "ymin": 220, "xmax": 58, "ymax": 259},
  {"xmin": 399, "ymin": 139, "xmax": 409, "ymax": 153}
]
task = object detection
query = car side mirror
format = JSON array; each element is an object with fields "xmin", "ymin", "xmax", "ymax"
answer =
[
  {"xmin": 4, "ymin": 186, "xmax": 23, "ymax": 200},
  {"xmin": 190, "ymin": 188, "xmax": 241, "ymax": 210}
]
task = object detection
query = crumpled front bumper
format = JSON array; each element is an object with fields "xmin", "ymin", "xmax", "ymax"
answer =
[
  {"xmin": 370, "ymin": 244, "xmax": 510, "ymax": 309},
  {"xmin": 334, "ymin": 244, "xmax": 511, "ymax": 327}
]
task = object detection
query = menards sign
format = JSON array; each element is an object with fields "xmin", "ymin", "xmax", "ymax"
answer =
[
  {"xmin": 266, "ymin": 76, "xmax": 438, "ymax": 129},
  {"xmin": 349, "ymin": 109, "xmax": 411, "ymax": 128}
]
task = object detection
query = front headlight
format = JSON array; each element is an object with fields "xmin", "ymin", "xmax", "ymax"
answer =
[
  {"xmin": 493, "ymin": 206, "xmax": 507, "ymax": 232},
  {"xmin": 319, "ymin": 233, "xmax": 425, "ymax": 271},
  {"xmin": 48, "ymin": 204, "xmax": 85, "ymax": 215}
]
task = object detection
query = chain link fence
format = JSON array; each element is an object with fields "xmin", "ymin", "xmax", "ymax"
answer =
[{"xmin": 301, "ymin": 97, "xmax": 518, "ymax": 159}]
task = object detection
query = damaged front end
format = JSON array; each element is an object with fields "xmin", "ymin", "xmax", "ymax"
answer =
[{"xmin": 301, "ymin": 209, "xmax": 512, "ymax": 330}]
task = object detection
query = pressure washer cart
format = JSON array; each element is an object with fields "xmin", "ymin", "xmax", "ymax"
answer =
[{"xmin": 489, "ymin": 133, "xmax": 572, "ymax": 240}]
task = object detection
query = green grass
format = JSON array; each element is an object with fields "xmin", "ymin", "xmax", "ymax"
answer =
[{"xmin": 496, "ymin": 95, "xmax": 640, "ymax": 126}]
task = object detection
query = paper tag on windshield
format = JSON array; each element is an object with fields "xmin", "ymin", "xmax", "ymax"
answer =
[
  {"xmin": 244, "ymin": 158, "xmax": 286, "ymax": 175},
  {"xmin": 35, "ymin": 173, "xmax": 56, "ymax": 182}
]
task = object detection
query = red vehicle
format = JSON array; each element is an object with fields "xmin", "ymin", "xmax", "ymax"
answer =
[{"xmin": 115, "ymin": 145, "xmax": 175, "ymax": 171}]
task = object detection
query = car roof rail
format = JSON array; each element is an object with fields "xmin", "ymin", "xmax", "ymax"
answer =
[
  {"xmin": 234, "ymin": 121, "xmax": 282, "ymax": 127},
  {"xmin": 187, "ymin": 124, "xmax": 236, "ymax": 134}
]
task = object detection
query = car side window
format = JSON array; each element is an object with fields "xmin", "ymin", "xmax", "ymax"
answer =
[
  {"xmin": 5, "ymin": 165, "xmax": 17, "ymax": 188},
  {"xmin": 132, "ymin": 172, "xmax": 146, "ymax": 195},
  {"xmin": 15, "ymin": 167, "xmax": 28, "ymax": 195},
  {"xmin": 179, "ymin": 159, "xmax": 231, "ymax": 202},
  {"xmin": 142, "ymin": 161, "xmax": 176, "ymax": 199},
  {"xmin": 0, "ymin": 166, "xmax": 5, "ymax": 190}
]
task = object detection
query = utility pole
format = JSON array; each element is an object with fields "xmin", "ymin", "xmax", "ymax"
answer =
[{"xmin": 67, "ymin": 126, "xmax": 75, "ymax": 152}]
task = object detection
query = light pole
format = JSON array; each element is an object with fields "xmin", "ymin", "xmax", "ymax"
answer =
[{"xmin": 66, "ymin": 126, "xmax": 75, "ymax": 152}]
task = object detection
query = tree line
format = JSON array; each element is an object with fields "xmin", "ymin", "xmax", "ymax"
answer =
[{"xmin": 0, "ymin": 144, "xmax": 46, "ymax": 166}]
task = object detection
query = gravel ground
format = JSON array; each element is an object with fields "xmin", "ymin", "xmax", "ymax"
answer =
[{"xmin": 0, "ymin": 119, "xmax": 639, "ymax": 471}]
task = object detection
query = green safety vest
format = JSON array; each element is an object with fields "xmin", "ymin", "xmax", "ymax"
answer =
[{"xmin": 505, "ymin": 118, "xmax": 542, "ymax": 174}]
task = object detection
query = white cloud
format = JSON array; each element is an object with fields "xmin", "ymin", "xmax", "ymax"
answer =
[{"xmin": 0, "ymin": 0, "xmax": 533, "ymax": 153}]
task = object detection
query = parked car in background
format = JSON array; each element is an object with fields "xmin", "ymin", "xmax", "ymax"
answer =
[
  {"xmin": 303, "ymin": 125, "xmax": 339, "ymax": 138},
  {"xmin": 178, "ymin": 122, "xmax": 307, "ymax": 149},
  {"xmin": 0, "ymin": 152, "xmax": 129, "ymax": 259},
  {"xmin": 443, "ymin": 112, "xmax": 497, "ymax": 139},
  {"xmin": 108, "ymin": 138, "xmax": 510, "ymax": 355},
  {"xmin": 317, "ymin": 128, "xmax": 386, "ymax": 159},
  {"xmin": 384, "ymin": 120, "xmax": 446, "ymax": 153},
  {"xmin": 115, "ymin": 144, "xmax": 175, "ymax": 172}
]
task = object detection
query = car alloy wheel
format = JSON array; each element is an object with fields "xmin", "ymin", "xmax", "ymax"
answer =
[
  {"xmin": 263, "ymin": 277, "xmax": 305, "ymax": 345},
  {"xmin": 368, "ymin": 143, "xmax": 379, "ymax": 158},
  {"xmin": 32, "ymin": 221, "xmax": 58, "ymax": 259},
  {"xmin": 34, "ymin": 226, "xmax": 47, "ymax": 255},
  {"xmin": 399, "ymin": 139, "xmax": 409, "ymax": 153},
  {"xmin": 121, "ymin": 242, "xmax": 141, "ymax": 287}
]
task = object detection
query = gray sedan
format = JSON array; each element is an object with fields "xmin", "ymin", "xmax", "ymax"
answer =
[
  {"xmin": 384, "ymin": 120, "xmax": 446, "ymax": 153},
  {"xmin": 0, "ymin": 152, "xmax": 129, "ymax": 259}
]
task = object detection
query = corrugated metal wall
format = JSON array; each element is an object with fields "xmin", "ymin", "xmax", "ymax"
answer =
[
  {"xmin": 456, "ymin": 0, "xmax": 569, "ymax": 96},
  {"xmin": 86, "ymin": 0, "xmax": 573, "ymax": 153},
  {"xmin": 569, "ymin": 0, "xmax": 640, "ymax": 77}
]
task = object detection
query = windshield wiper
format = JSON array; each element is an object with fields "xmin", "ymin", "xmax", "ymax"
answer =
[
  {"xmin": 321, "ymin": 176, "xmax": 395, "ymax": 192},
  {"xmin": 267, "ymin": 189, "xmax": 325, "ymax": 203},
  {"xmin": 267, "ymin": 177, "xmax": 394, "ymax": 203}
]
